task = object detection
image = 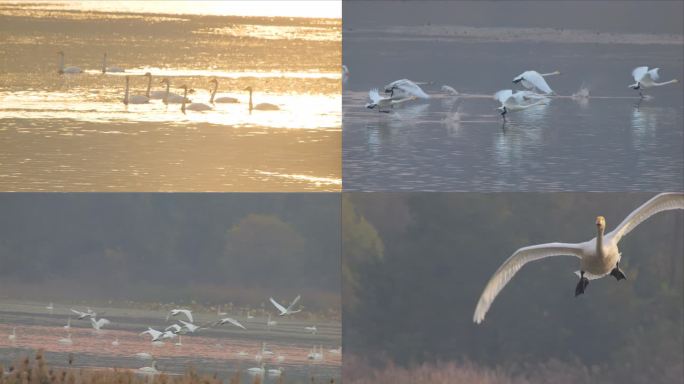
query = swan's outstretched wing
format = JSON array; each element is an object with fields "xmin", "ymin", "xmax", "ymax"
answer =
[
  {"xmin": 368, "ymin": 88, "xmax": 382, "ymax": 104},
  {"xmin": 608, "ymin": 193, "xmax": 684, "ymax": 244},
  {"xmin": 287, "ymin": 295, "xmax": 301, "ymax": 310},
  {"xmin": 645, "ymin": 68, "xmax": 660, "ymax": 82},
  {"xmin": 474, "ymin": 242, "xmax": 584, "ymax": 324},
  {"xmin": 385, "ymin": 79, "xmax": 430, "ymax": 99},
  {"xmin": 494, "ymin": 90, "xmax": 513, "ymax": 104},
  {"xmin": 632, "ymin": 66, "xmax": 649, "ymax": 82},
  {"xmin": 220, "ymin": 317, "xmax": 247, "ymax": 330},
  {"xmin": 270, "ymin": 297, "xmax": 287, "ymax": 314},
  {"xmin": 177, "ymin": 309, "xmax": 193, "ymax": 323},
  {"xmin": 520, "ymin": 71, "xmax": 553, "ymax": 94}
]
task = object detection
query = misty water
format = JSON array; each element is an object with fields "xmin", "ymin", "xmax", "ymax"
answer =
[
  {"xmin": 0, "ymin": 3, "xmax": 341, "ymax": 191},
  {"xmin": 0, "ymin": 301, "xmax": 341, "ymax": 383},
  {"xmin": 343, "ymin": 29, "xmax": 683, "ymax": 191}
]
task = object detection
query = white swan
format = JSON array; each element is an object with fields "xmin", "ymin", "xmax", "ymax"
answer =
[
  {"xmin": 342, "ymin": 65, "xmax": 350, "ymax": 84},
  {"xmin": 101, "ymin": 53, "xmax": 124, "ymax": 73},
  {"xmin": 138, "ymin": 361, "xmax": 160, "ymax": 375},
  {"xmin": 123, "ymin": 76, "xmax": 150, "ymax": 105},
  {"xmin": 8, "ymin": 327, "xmax": 16, "ymax": 341},
  {"xmin": 142, "ymin": 73, "xmax": 166, "ymax": 99},
  {"xmin": 90, "ymin": 317, "xmax": 110, "ymax": 331},
  {"xmin": 71, "ymin": 308, "xmax": 96, "ymax": 319},
  {"xmin": 247, "ymin": 364, "xmax": 265, "ymax": 377},
  {"xmin": 166, "ymin": 309, "xmax": 193, "ymax": 323},
  {"xmin": 58, "ymin": 333, "xmax": 73, "ymax": 345},
  {"xmin": 140, "ymin": 327, "xmax": 164, "ymax": 342},
  {"xmin": 307, "ymin": 345, "xmax": 324, "ymax": 361},
  {"xmin": 267, "ymin": 367, "xmax": 283, "ymax": 377},
  {"xmin": 246, "ymin": 310, "xmax": 254, "ymax": 319},
  {"xmin": 217, "ymin": 305, "xmax": 228, "ymax": 317},
  {"xmin": 512, "ymin": 70, "xmax": 560, "ymax": 94},
  {"xmin": 112, "ymin": 338, "xmax": 120, "ymax": 346},
  {"xmin": 159, "ymin": 78, "xmax": 190, "ymax": 104},
  {"xmin": 365, "ymin": 88, "xmax": 415, "ymax": 113},
  {"xmin": 270, "ymin": 294, "xmax": 302, "ymax": 316},
  {"xmin": 46, "ymin": 302, "xmax": 54, "ymax": 313},
  {"xmin": 209, "ymin": 78, "xmax": 239, "ymax": 104},
  {"xmin": 266, "ymin": 314, "xmax": 277, "ymax": 327},
  {"xmin": 134, "ymin": 352, "xmax": 153, "ymax": 360},
  {"xmin": 179, "ymin": 320, "xmax": 200, "ymax": 333},
  {"xmin": 494, "ymin": 89, "xmax": 547, "ymax": 118},
  {"xmin": 473, "ymin": 193, "xmax": 684, "ymax": 324},
  {"xmin": 175, "ymin": 334, "xmax": 183, "ymax": 346},
  {"xmin": 57, "ymin": 51, "xmax": 81, "ymax": 74},
  {"xmin": 384, "ymin": 79, "xmax": 430, "ymax": 99},
  {"xmin": 179, "ymin": 85, "xmax": 212, "ymax": 113},
  {"xmin": 630, "ymin": 66, "xmax": 679, "ymax": 97},
  {"xmin": 165, "ymin": 324, "xmax": 183, "ymax": 334},
  {"xmin": 305, "ymin": 325, "xmax": 317, "ymax": 334},
  {"xmin": 64, "ymin": 317, "xmax": 71, "ymax": 329},
  {"xmin": 161, "ymin": 330, "xmax": 177, "ymax": 340},
  {"xmin": 245, "ymin": 87, "xmax": 280, "ymax": 111},
  {"xmin": 215, "ymin": 317, "xmax": 247, "ymax": 330}
]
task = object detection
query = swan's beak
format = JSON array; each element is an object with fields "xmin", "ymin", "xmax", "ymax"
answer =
[{"xmin": 595, "ymin": 216, "xmax": 605, "ymax": 228}]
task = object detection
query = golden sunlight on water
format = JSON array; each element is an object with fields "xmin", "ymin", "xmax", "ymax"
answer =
[{"xmin": 0, "ymin": 1, "xmax": 341, "ymax": 191}]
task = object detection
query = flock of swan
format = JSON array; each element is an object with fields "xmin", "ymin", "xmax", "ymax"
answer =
[
  {"xmin": 473, "ymin": 192, "xmax": 684, "ymax": 324},
  {"xmin": 361, "ymin": 66, "xmax": 678, "ymax": 118},
  {"xmin": 58, "ymin": 51, "xmax": 281, "ymax": 113},
  {"xmin": 6, "ymin": 294, "xmax": 340, "ymax": 378}
]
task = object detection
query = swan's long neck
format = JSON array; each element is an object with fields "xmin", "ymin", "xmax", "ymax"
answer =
[
  {"xmin": 102, "ymin": 55, "xmax": 106, "ymax": 73},
  {"xmin": 596, "ymin": 225, "xmax": 604, "ymax": 255},
  {"xmin": 248, "ymin": 89, "xmax": 253, "ymax": 111},
  {"xmin": 124, "ymin": 79, "xmax": 130, "ymax": 105},
  {"xmin": 541, "ymin": 71, "xmax": 560, "ymax": 77},
  {"xmin": 146, "ymin": 76, "xmax": 152, "ymax": 98},
  {"xmin": 163, "ymin": 81, "xmax": 170, "ymax": 104},
  {"xmin": 653, "ymin": 79, "xmax": 678, "ymax": 87},
  {"xmin": 181, "ymin": 88, "xmax": 187, "ymax": 113},
  {"xmin": 210, "ymin": 83, "xmax": 217, "ymax": 103}
]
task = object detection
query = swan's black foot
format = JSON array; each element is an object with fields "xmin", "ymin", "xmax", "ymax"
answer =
[
  {"xmin": 610, "ymin": 265, "xmax": 627, "ymax": 281},
  {"xmin": 575, "ymin": 274, "xmax": 589, "ymax": 297}
]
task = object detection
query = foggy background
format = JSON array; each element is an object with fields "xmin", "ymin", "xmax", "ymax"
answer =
[
  {"xmin": 343, "ymin": 193, "xmax": 683, "ymax": 383},
  {"xmin": 0, "ymin": 194, "xmax": 340, "ymax": 311}
]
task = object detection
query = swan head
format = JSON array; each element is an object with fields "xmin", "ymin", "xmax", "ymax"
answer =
[
  {"xmin": 209, "ymin": 78, "xmax": 218, "ymax": 84},
  {"xmin": 630, "ymin": 82, "xmax": 640, "ymax": 90},
  {"xmin": 144, "ymin": 72, "xmax": 151, "ymax": 77},
  {"xmin": 160, "ymin": 78, "xmax": 169, "ymax": 84},
  {"xmin": 512, "ymin": 76, "xmax": 523, "ymax": 84},
  {"xmin": 125, "ymin": 75, "xmax": 130, "ymax": 83},
  {"xmin": 244, "ymin": 86, "xmax": 253, "ymax": 92},
  {"xmin": 595, "ymin": 216, "xmax": 606, "ymax": 230}
]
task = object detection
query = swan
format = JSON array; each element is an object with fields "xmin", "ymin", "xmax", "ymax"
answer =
[
  {"xmin": 473, "ymin": 193, "xmax": 684, "ymax": 324},
  {"xmin": 215, "ymin": 317, "xmax": 247, "ymax": 330},
  {"xmin": 174, "ymin": 334, "xmax": 183, "ymax": 346},
  {"xmin": 58, "ymin": 333, "xmax": 73, "ymax": 345},
  {"xmin": 494, "ymin": 89, "xmax": 547, "ymax": 118},
  {"xmin": 142, "ymin": 73, "xmax": 166, "ymax": 99},
  {"xmin": 307, "ymin": 345, "xmax": 323, "ymax": 361},
  {"xmin": 366, "ymin": 88, "xmax": 415, "ymax": 113},
  {"xmin": 247, "ymin": 364, "xmax": 265, "ymax": 377},
  {"xmin": 209, "ymin": 78, "xmax": 239, "ymax": 103},
  {"xmin": 260, "ymin": 342, "xmax": 274, "ymax": 357},
  {"xmin": 8, "ymin": 327, "xmax": 16, "ymax": 341},
  {"xmin": 101, "ymin": 53, "xmax": 124, "ymax": 73},
  {"xmin": 246, "ymin": 310, "xmax": 255, "ymax": 319},
  {"xmin": 179, "ymin": 85, "xmax": 212, "ymax": 113},
  {"xmin": 270, "ymin": 294, "xmax": 302, "ymax": 316},
  {"xmin": 57, "ymin": 51, "xmax": 81, "ymax": 74},
  {"xmin": 123, "ymin": 76, "xmax": 150, "ymax": 105},
  {"xmin": 161, "ymin": 330, "xmax": 177, "ymax": 340},
  {"xmin": 159, "ymin": 78, "xmax": 191, "ymax": 104},
  {"xmin": 165, "ymin": 324, "xmax": 183, "ymax": 334},
  {"xmin": 267, "ymin": 367, "xmax": 283, "ymax": 377},
  {"xmin": 328, "ymin": 346, "xmax": 341, "ymax": 355},
  {"xmin": 46, "ymin": 302, "xmax": 54, "ymax": 313},
  {"xmin": 64, "ymin": 317, "xmax": 71, "ymax": 329},
  {"xmin": 140, "ymin": 328, "xmax": 163, "ymax": 342},
  {"xmin": 236, "ymin": 351, "xmax": 249, "ymax": 357},
  {"xmin": 71, "ymin": 308, "xmax": 96, "ymax": 319},
  {"xmin": 179, "ymin": 320, "xmax": 200, "ymax": 333},
  {"xmin": 138, "ymin": 361, "xmax": 160, "ymax": 375},
  {"xmin": 166, "ymin": 309, "xmax": 193, "ymax": 323},
  {"xmin": 441, "ymin": 85, "xmax": 459, "ymax": 96},
  {"xmin": 216, "ymin": 305, "xmax": 227, "ymax": 317},
  {"xmin": 245, "ymin": 87, "xmax": 280, "ymax": 111},
  {"xmin": 305, "ymin": 325, "xmax": 317, "ymax": 334},
  {"xmin": 112, "ymin": 338, "xmax": 120, "ymax": 346},
  {"xmin": 512, "ymin": 70, "xmax": 560, "ymax": 95},
  {"xmin": 267, "ymin": 314, "xmax": 277, "ymax": 327},
  {"xmin": 134, "ymin": 352, "xmax": 153, "ymax": 360},
  {"xmin": 90, "ymin": 317, "xmax": 110, "ymax": 331},
  {"xmin": 630, "ymin": 66, "xmax": 679, "ymax": 97},
  {"xmin": 342, "ymin": 65, "xmax": 350, "ymax": 84},
  {"xmin": 384, "ymin": 79, "xmax": 430, "ymax": 99}
]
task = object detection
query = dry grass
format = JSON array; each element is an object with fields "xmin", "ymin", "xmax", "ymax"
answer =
[{"xmin": 0, "ymin": 350, "xmax": 297, "ymax": 384}]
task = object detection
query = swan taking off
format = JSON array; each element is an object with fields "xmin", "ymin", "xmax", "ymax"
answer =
[
  {"xmin": 215, "ymin": 317, "xmax": 247, "ymax": 330},
  {"xmin": 123, "ymin": 76, "xmax": 150, "ymax": 105},
  {"xmin": 57, "ymin": 51, "xmax": 81, "ymax": 74},
  {"xmin": 167, "ymin": 309, "xmax": 193, "ymax": 323},
  {"xmin": 494, "ymin": 89, "xmax": 547, "ymax": 118},
  {"xmin": 179, "ymin": 85, "xmax": 212, "ymax": 113},
  {"xmin": 366, "ymin": 88, "xmax": 415, "ymax": 113},
  {"xmin": 473, "ymin": 193, "xmax": 684, "ymax": 324},
  {"xmin": 71, "ymin": 308, "xmax": 96, "ymax": 319},
  {"xmin": 630, "ymin": 66, "xmax": 678, "ymax": 97},
  {"xmin": 140, "ymin": 328, "xmax": 164, "ymax": 342},
  {"xmin": 209, "ymin": 78, "xmax": 239, "ymax": 103},
  {"xmin": 512, "ymin": 70, "xmax": 560, "ymax": 95},
  {"xmin": 102, "ymin": 53, "xmax": 124, "ymax": 73},
  {"xmin": 245, "ymin": 87, "xmax": 280, "ymax": 111},
  {"xmin": 270, "ymin": 294, "xmax": 302, "ymax": 316},
  {"xmin": 384, "ymin": 79, "xmax": 430, "ymax": 99},
  {"xmin": 90, "ymin": 317, "xmax": 111, "ymax": 331}
]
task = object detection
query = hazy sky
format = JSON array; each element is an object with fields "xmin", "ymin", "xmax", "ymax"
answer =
[{"xmin": 344, "ymin": 1, "xmax": 684, "ymax": 35}]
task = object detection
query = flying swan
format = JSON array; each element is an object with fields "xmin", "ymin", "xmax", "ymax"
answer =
[
  {"xmin": 383, "ymin": 79, "xmax": 430, "ymax": 99},
  {"xmin": 270, "ymin": 295, "xmax": 302, "ymax": 316},
  {"xmin": 473, "ymin": 192, "xmax": 684, "ymax": 324},
  {"xmin": 629, "ymin": 66, "xmax": 679, "ymax": 97},
  {"xmin": 494, "ymin": 89, "xmax": 547, "ymax": 118},
  {"xmin": 512, "ymin": 70, "xmax": 560, "ymax": 95},
  {"xmin": 366, "ymin": 88, "xmax": 415, "ymax": 113}
]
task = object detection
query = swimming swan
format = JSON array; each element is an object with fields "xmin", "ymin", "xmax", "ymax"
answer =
[
  {"xmin": 209, "ymin": 78, "xmax": 239, "ymax": 103},
  {"xmin": 123, "ymin": 76, "xmax": 150, "ymax": 105},
  {"xmin": 473, "ymin": 193, "xmax": 684, "ymax": 324},
  {"xmin": 101, "ymin": 53, "xmax": 124, "ymax": 73},
  {"xmin": 179, "ymin": 85, "xmax": 212, "ymax": 113},
  {"xmin": 245, "ymin": 87, "xmax": 280, "ymax": 111},
  {"xmin": 57, "ymin": 51, "xmax": 81, "ymax": 74}
]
